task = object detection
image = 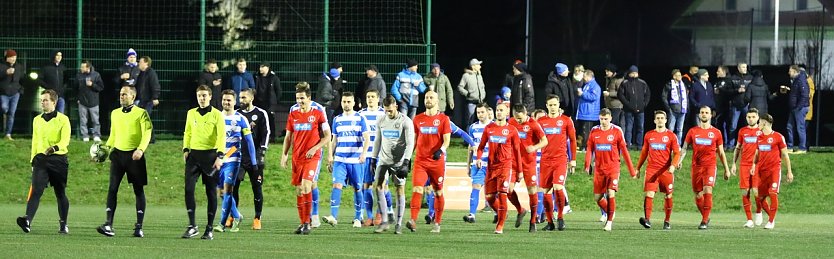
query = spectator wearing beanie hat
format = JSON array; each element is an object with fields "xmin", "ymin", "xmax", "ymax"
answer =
[
  {"xmin": 37, "ymin": 49, "xmax": 68, "ymax": 114},
  {"xmin": 617, "ymin": 65, "xmax": 651, "ymax": 149},
  {"xmin": 603, "ymin": 64, "xmax": 624, "ymax": 126},
  {"xmin": 0, "ymin": 49, "xmax": 25, "ymax": 140},
  {"xmin": 511, "ymin": 62, "xmax": 534, "ymax": 114},
  {"xmin": 457, "ymin": 58, "xmax": 485, "ymax": 124},
  {"xmin": 424, "ymin": 62, "xmax": 453, "ymax": 113},
  {"xmin": 117, "ymin": 48, "xmax": 141, "ymax": 88},
  {"xmin": 544, "ymin": 62, "xmax": 577, "ymax": 117},
  {"xmin": 318, "ymin": 67, "xmax": 342, "ymax": 122},
  {"xmin": 391, "ymin": 58, "xmax": 426, "ymax": 118}
]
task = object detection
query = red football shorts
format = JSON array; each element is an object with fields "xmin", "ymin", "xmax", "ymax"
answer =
[
  {"xmin": 485, "ymin": 167, "xmax": 511, "ymax": 194},
  {"xmin": 593, "ymin": 171, "xmax": 620, "ymax": 194},
  {"xmin": 291, "ymin": 159, "xmax": 319, "ymax": 186},
  {"xmin": 691, "ymin": 165, "xmax": 717, "ymax": 193},
  {"xmin": 757, "ymin": 169, "xmax": 781, "ymax": 194},
  {"xmin": 644, "ymin": 168, "xmax": 674, "ymax": 193},
  {"xmin": 738, "ymin": 164, "xmax": 759, "ymax": 189},
  {"xmin": 413, "ymin": 161, "xmax": 446, "ymax": 190},
  {"xmin": 539, "ymin": 160, "xmax": 568, "ymax": 189}
]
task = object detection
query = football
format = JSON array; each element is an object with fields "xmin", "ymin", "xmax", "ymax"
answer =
[{"xmin": 89, "ymin": 143, "xmax": 109, "ymax": 162}]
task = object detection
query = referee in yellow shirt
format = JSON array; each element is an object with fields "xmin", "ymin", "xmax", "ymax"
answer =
[
  {"xmin": 181, "ymin": 85, "xmax": 225, "ymax": 240},
  {"xmin": 16, "ymin": 90, "xmax": 71, "ymax": 234},
  {"xmin": 95, "ymin": 86, "xmax": 153, "ymax": 238}
]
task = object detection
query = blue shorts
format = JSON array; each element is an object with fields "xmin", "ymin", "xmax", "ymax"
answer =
[
  {"xmin": 332, "ymin": 162, "xmax": 364, "ymax": 189},
  {"xmin": 218, "ymin": 162, "xmax": 240, "ymax": 188},
  {"xmin": 470, "ymin": 165, "xmax": 486, "ymax": 185},
  {"xmin": 363, "ymin": 157, "xmax": 376, "ymax": 184}
]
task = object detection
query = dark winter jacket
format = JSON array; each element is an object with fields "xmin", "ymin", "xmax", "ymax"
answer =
[
  {"xmin": 0, "ymin": 61, "xmax": 25, "ymax": 96},
  {"xmin": 135, "ymin": 67, "xmax": 161, "ymax": 102},
  {"xmin": 618, "ymin": 77, "xmax": 651, "ymax": 112},
  {"xmin": 198, "ymin": 70, "xmax": 223, "ymax": 109},
  {"xmin": 604, "ymin": 76, "xmax": 624, "ymax": 109},
  {"xmin": 690, "ymin": 80, "xmax": 716, "ymax": 110},
  {"xmin": 254, "ymin": 70, "xmax": 281, "ymax": 111},
  {"xmin": 228, "ymin": 70, "xmax": 255, "ymax": 97},
  {"xmin": 117, "ymin": 62, "xmax": 140, "ymax": 87},
  {"xmin": 715, "ymin": 76, "xmax": 746, "ymax": 109},
  {"xmin": 544, "ymin": 71, "xmax": 576, "ymax": 115},
  {"xmin": 76, "ymin": 66, "xmax": 105, "ymax": 107},
  {"xmin": 512, "ymin": 73, "xmax": 535, "ymax": 113},
  {"xmin": 38, "ymin": 50, "xmax": 67, "ymax": 97},
  {"xmin": 363, "ymin": 74, "xmax": 387, "ymax": 107},
  {"xmin": 317, "ymin": 73, "xmax": 342, "ymax": 109},
  {"xmin": 744, "ymin": 76, "xmax": 773, "ymax": 115},
  {"xmin": 789, "ymin": 71, "xmax": 810, "ymax": 108}
]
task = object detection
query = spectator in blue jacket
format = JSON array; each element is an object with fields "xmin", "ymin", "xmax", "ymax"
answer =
[
  {"xmin": 493, "ymin": 86, "xmax": 511, "ymax": 108},
  {"xmin": 227, "ymin": 58, "xmax": 255, "ymax": 98},
  {"xmin": 780, "ymin": 65, "xmax": 811, "ymax": 153},
  {"xmin": 576, "ymin": 70, "xmax": 601, "ymax": 149},
  {"xmin": 390, "ymin": 59, "xmax": 426, "ymax": 118}
]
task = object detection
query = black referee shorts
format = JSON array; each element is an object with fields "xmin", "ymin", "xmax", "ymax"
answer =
[
  {"xmin": 31, "ymin": 154, "xmax": 69, "ymax": 188},
  {"xmin": 109, "ymin": 149, "xmax": 148, "ymax": 185},
  {"xmin": 185, "ymin": 149, "xmax": 218, "ymax": 184}
]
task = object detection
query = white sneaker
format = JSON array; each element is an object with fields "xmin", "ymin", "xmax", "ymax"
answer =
[
  {"xmin": 764, "ymin": 221, "xmax": 775, "ymax": 229},
  {"xmin": 564, "ymin": 205, "xmax": 573, "ymax": 214},
  {"xmin": 83, "ymin": 138, "xmax": 90, "ymax": 142},
  {"xmin": 352, "ymin": 219, "xmax": 362, "ymax": 228},
  {"xmin": 93, "ymin": 136, "xmax": 102, "ymax": 142},
  {"xmin": 322, "ymin": 215, "xmax": 337, "ymax": 227},
  {"xmin": 599, "ymin": 214, "xmax": 607, "ymax": 222},
  {"xmin": 744, "ymin": 220, "xmax": 755, "ymax": 228},
  {"xmin": 430, "ymin": 223, "xmax": 441, "ymax": 233},
  {"xmin": 603, "ymin": 221, "xmax": 613, "ymax": 231},
  {"xmin": 754, "ymin": 213, "xmax": 763, "ymax": 226},
  {"xmin": 311, "ymin": 215, "xmax": 321, "ymax": 228}
]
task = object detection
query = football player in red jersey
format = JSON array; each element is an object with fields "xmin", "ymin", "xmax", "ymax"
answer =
[
  {"xmin": 407, "ymin": 91, "xmax": 451, "ymax": 233},
  {"xmin": 476, "ymin": 102, "xmax": 523, "ymax": 234},
  {"xmin": 731, "ymin": 108, "xmax": 763, "ymax": 227},
  {"xmin": 585, "ymin": 108, "xmax": 635, "ymax": 231},
  {"xmin": 635, "ymin": 110, "xmax": 680, "ymax": 230},
  {"xmin": 678, "ymin": 105, "xmax": 731, "ymax": 230},
  {"xmin": 752, "ymin": 114, "xmax": 794, "ymax": 229},
  {"xmin": 536, "ymin": 95, "xmax": 576, "ymax": 231},
  {"xmin": 508, "ymin": 104, "xmax": 548, "ymax": 232}
]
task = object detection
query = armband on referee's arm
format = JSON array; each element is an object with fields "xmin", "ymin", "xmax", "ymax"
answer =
[
  {"xmin": 216, "ymin": 151, "xmax": 225, "ymax": 159},
  {"xmin": 183, "ymin": 148, "xmax": 190, "ymax": 153}
]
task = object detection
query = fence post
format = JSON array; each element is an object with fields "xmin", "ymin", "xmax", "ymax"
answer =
[
  {"xmin": 77, "ymin": 0, "xmax": 83, "ymax": 68},
  {"xmin": 324, "ymin": 0, "xmax": 330, "ymax": 71},
  {"xmin": 425, "ymin": 0, "xmax": 432, "ymax": 71},
  {"xmin": 200, "ymin": 0, "xmax": 206, "ymax": 67}
]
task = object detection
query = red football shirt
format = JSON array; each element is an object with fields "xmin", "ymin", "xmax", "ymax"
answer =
[
  {"xmin": 477, "ymin": 122, "xmax": 522, "ymax": 173},
  {"xmin": 637, "ymin": 129, "xmax": 681, "ymax": 172},
  {"xmin": 684, "ymin": 126, "xmax": 723, "ymax": 167},
  {"xmin": 737, "ymin": 126, "xmax": 762, "ymax": 166},
  {"xmin": 509, "ymin": 117, "xmax": 546, "ymax": 168},
  {"xmin": 585, "ymin": 125, "xmax": 635, "ymax": 176},
  {"xmin": 286, "ymin": 108, "xmax": 328, "ymax": 161},
  {"xmin": 538, "ymin": 114, "xmax": 577, "ymax": 161},
  {"xmin": 756, "ymin": 131, "xmax": 786, "ymax": 170},
  {"xmin": 412, "ymin": 112, "xmax": 451, "ymax": 161}
]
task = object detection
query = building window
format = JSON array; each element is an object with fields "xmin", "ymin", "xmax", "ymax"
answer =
[
  {"xmin": 797, "ymin": 0, "xmax": 808, "ymax": 10},
  {"xmin": 782, "ymin": 47, "xmax": 795, "ymax": 64},
  {"xmin": 711, "ymin": 46, "xmax": 725, "ymax": 66},
  {"xmin": 736, "ymin": 47, "xmax": 748, "ymax": 63},
  {"xmin": 726, "ymin": 0, "xmax": 737, "ymax": 11},
  {"xmin": 759, "ymin": 47, "xmax": 772, "ymax": 65},
  {"xmin": 758, "ymin": 0, "xmax": 774, "ymax": 23}
]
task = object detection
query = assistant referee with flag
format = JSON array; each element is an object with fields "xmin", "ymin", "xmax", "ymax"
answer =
[
  {"xmin": 16, "ymin": 89, "xmax": 71, "ymax": 234},
  {"xmin": 95, "ymin": 85, "xmax": 153, "ymax": 238}
]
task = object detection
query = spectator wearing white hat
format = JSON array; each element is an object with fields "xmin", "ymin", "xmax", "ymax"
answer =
[{"xmin": 457, "ymin": 58, "xmax": 485, "ymax": 124}]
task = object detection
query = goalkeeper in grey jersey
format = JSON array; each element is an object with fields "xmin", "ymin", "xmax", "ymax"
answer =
[{"xmin": 371, "ymin": 95, "xmax": 415, "ymax": 234}]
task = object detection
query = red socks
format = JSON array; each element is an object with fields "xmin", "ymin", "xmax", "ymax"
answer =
[
  {"xmin": 297, "ymin": 195, "xmax": 306, "ymax": 224},
  {"xmin": 702, "ymin": 193, "xmax": 713, "ymax": 223},
  {"xmin": 555, "ymin": 189, "xmax": 566, "ymax": 219},
  {"xmin": 304, "ymin": 192, "xmax": 312, "ymax": 223},
  {"xmin": 644, "ymin": 196, "xmax": 654, "ymax": 220},
  {"xmin": 695, "ymin": 196, "xmax": 704, "ymax": 214},
  {"xmin": 664, "ymin": 197, "xmax": 673, "ymax": 222},
  {"xmin": 497, "ymin": 193, "xmax": 508, "ymax": 228},
  {"xmin": 597, "ymin": 197, "xmax": 609, "ymax": 214},
  {"xmin": 543, "ymin": 193, "xmax": 554, "ymax": 223},
  {"xmin": 508, "ymin": 192, "xmax": 523, "ymax": 212},
  {"xmin": 742, "ymin": 194, "xmax": 753, "ymax": 220},
  {"xmin": 410, "ymin": 192, "xmax": 423, "ymax": 221},
  {"xmin": 528, "ymin": 194, "xmax": 538, "ymax": 223},
  {"xmin": 767, "ymin": 193, "xmax": 779, "ymax": 222},
  {"xmin": 607, "ymin": 197, "xmax": 616, "ymax": 221},
  {"xmin": 434, "ymin": 194, "xmax": 445, "ymax": 224}
]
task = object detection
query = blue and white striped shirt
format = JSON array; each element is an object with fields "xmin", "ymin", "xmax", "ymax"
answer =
[
  {"xmin": 331, "ymin": 112, "xmax": 368, "ymax": 164},
  {"xmin": 224, "ymin": 112, "xmax": 257, "ymax": 165},
  {"xmin": 359, "ymin": 106, "xmax": 385, "ymax": 157},
  {"xmin": 469, "ymin": 120, "xmax": 491, "ymax": 164}
]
